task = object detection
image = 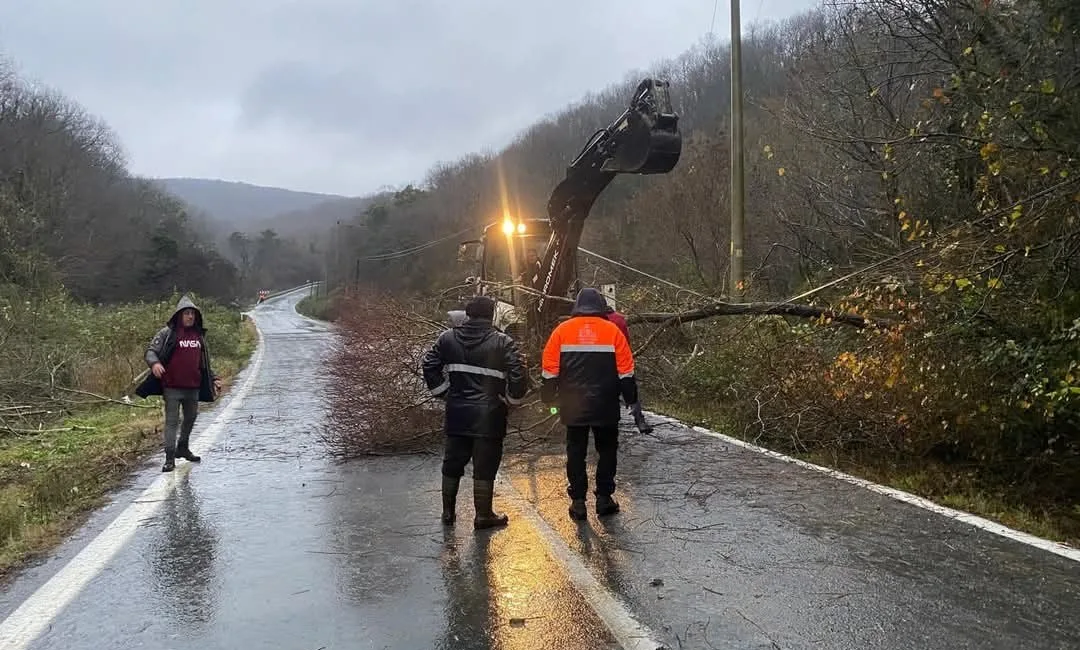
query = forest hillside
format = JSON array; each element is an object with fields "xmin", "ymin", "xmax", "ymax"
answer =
[{"xmin": 317, "ymin": 0, "xmax": 1080, "ymax": 544}]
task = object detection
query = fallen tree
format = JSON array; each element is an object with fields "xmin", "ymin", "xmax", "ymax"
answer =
[
  {"xmin": 474, "ymin": 280, "xmax": 885, "ymax": 329},
  {"xmin": 628, "ymin": 298, "xmax": 883, "ymax": 329},
  {"xmin": 622, "ymin": 298, "xmax": 889, "ymax": 357},
  {"xmin": 321, "ymin": 290, "xmax": 445, "ymax": 457},
  {"xmin": 321, "ymin": 288, "xmax": 570, "ymax": 458}
]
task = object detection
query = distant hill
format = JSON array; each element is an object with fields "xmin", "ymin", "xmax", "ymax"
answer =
[
  {"xmin": 155, "ymin": 178, "xmax": 350, "ymax": 229},
  {"xmin": 260, "ymin": 194, "xmax": 387, "ymax": 241}
]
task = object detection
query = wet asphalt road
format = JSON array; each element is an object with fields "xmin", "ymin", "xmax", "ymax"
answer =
[{"xmin": 1, "ymin": 289, "xmax": 1078, "ymax": 649}]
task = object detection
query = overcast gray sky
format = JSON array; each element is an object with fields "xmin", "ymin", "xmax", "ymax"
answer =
[{"xmin": 0, "ymin": 0, "xmax": 817, "ymax": 196}]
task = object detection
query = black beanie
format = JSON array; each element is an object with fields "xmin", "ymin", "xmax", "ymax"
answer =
[{"xmin": 465, "ymin": 295, "xmax": 496, "ymax": 320}]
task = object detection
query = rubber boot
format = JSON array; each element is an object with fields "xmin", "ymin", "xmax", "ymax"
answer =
[
  {"xmin": 631, "ymin": 403, "xmax": 653, "ymax": 434},
  {"xmin": 596, "ymin": 494, "xmax": 621, "ymax": 516},
  {"xmin": 568, "ymin": 499, "xmax": 587, "ymax": 520},
  {"xmin": 176, "ymin": 436, "xmax": 201, "ymax": 462},
  {"xmin": 162, "ymin": 451, "xmax": 175, "ymax": 473},
  {"xmin": 473, "ymin": 480, "xmax": 508, "ymax": 530},
  {"xmin": 441, "ymin": 475, "xmax": 460, "ymax": 525}
]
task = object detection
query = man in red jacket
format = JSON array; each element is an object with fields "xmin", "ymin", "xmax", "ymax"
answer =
[
  {"xmin": 136, "ymin": 296, "xmax": 222, "ymax": 472},
  {"xmin": 605, "ymin": 305, "xmax": 653, "ymax": 434}
]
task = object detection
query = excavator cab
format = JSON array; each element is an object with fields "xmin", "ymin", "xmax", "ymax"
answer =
[
  {"xmin": 459, "ymin": 218, "xmax": 555, "ymax": 339},
  {"xmin": 477, "ymin": 219, "xmax": 552, "ymax": 287}
]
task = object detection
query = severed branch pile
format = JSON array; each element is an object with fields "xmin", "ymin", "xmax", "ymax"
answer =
[
  {"xmin": 321, "ymin": 289, "xmax": 447, "ymax": 458},
  {"xmin": 321, "ymin": 288, "xmax": 565, "ymax": 459},
  {"xmin": 319, "ymin": 261, "xmax": 895, "ymax": 461},
  {"xmin": 1, "ymin": 361, "xmax": 155, "ymax": 437}
]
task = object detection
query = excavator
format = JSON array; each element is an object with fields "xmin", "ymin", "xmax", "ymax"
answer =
[{"xmin": 458, "ymin": 78, "xmax": 682, "ymax": 341}]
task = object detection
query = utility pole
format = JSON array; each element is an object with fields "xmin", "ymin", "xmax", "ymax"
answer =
[
  {"xmin": 334, "ymin": 220, "xmax": 341, "ymax": 292},
  {"xmin": 729, "ymin": 0, "xmax": 746, "ymax": 300}
]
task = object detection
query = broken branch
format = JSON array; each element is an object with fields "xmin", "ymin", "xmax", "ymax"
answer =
[{"xmin": 627, "ymin": 300, "xmax": 887, "ymax": 329}]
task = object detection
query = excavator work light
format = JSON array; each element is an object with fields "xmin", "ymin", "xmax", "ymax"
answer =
[
  {"xmin": 502, "ymin": 219, "xmax": 515, "ymax": 235},
  {"xmin": 517, "ymin": 222, "xmax": 527, "ymax": 234}
]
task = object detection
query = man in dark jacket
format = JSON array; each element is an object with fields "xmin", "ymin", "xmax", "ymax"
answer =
[
  {"xmin": 604, "ymin": 305, "xmax": 653, "ymax": 434},
  {"xmin": 135, "ymin": 296, "xmax": 221, "ymax": 472},
  {"xmin": 541, "ymin": 288, "xmax": 640, "ymax": 520},
  {"xmin": 423, "ymin": 296, "xmax": 530, "ymax": 529}
]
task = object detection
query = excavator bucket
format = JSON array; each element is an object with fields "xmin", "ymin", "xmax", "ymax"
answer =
[
  {"xmin": 535, "ymin": 77, "xmax": 683, "ymax": 333},
  {"xmin": 601, "ymin": 115, "xmax": 681, "ymax": 174},
  {"xmin": 601, "ymin": 79, "xmax": 682, "ymax": 174}
]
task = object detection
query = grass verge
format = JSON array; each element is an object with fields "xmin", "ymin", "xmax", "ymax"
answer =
[
  {"xmin": 0, "ymin": 307, "xmax": 258, "ymax": 579},
  {"xmin": 296, "ymin": 290, "xmax": 339, "ymax": 322}
]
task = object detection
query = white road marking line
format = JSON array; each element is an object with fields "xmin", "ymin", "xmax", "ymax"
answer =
[
  {"xmin": 496, "ymin": 476, "xmax": 668, "ymax": 650},
  {"xmin": 641, "ymin": 410, "xmax": 1080, "ymax": 564},
  {"xmin": 0, "ymin": 321, "xmax": 268, "ymax": 649}
]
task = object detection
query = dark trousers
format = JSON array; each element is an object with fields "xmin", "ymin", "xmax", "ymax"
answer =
[
  {"xmin": 163, "ymin": 387, "xmax": 199, "ymax": 456},
  {"xmin": 442, "ymin": 435, "xmax": 505, "ymax": 481},
  {"xmin": 565, "ymin": 425, "xmax": 619, "ymax": 499}
]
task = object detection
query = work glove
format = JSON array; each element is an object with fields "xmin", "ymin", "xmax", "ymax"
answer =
[{"xmin": 540, "ymin": 379, "xmax": 558, "ymax": 405}]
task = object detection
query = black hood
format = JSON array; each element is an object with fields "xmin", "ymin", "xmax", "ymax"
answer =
[
  {"xmin": 168, "ymin": 295, "xmax": 206, "ymax": 332},
  {"xmin": 452, "ymin": 318, "xmax": 496, "ymax": 350},
  {"xmin": 447, "ymin": 310, "xmax": 467, "ymax": 327},
  {"xmin": 571, "ymin": 288, "xmax": 609, "ymax": 317}
]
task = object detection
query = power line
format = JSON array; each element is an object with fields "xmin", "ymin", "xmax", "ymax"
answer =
[
  {"xmin": 353, "ymin": 222, "xmax": 915, "ymax": 306},
  {"xmin": 360, "ymin": 225, "xmax": 481, "ymax": 261},
  {"xmin": 578, "ymin": 247, "xmax": 711, "ymax": 300},
  {"xmin": 579, "ymin": 245, "xmax": 911, "ymax": 308}
]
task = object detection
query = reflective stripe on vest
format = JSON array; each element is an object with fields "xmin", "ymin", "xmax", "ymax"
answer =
[{"xmin": 560, "ymin": 344, "xmax": 616, "ymax": 353}]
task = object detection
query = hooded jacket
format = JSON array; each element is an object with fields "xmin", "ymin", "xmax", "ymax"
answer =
[
  {"xmin": 134, "ymin": 296, "xmax": 219, "ymax": 402},
  {"xmin": 541, "ymin": 288, "xmax": 638, "ymax": 427},
  {"xmin": 447, "ymin": 310, "xmax": 468, "ymax": 327},
  {"xmin": 422, "ymin": 317, "xmax": 530, "ymax": 438}
]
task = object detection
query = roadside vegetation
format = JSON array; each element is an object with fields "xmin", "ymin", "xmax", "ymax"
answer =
[
  {"xmin": 296, "ymin": 289, "xmax": 341, "ymax": 322},
  {"xmin": 0, "ymin": 60, "xmax": 261, "ymax": 577},
  {"xmin": 0, "ymin": 292, "xmax": 255, "ymax": 576},
  {"xmin": 312, "ymin": 0, "xmax": 1080, "ymax": 547}
]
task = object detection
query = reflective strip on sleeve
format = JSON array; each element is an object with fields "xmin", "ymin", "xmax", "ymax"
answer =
[
  {"xmin": 542, "ymin": 370, "xmax": 557, "ymax": 379},
  {"xmin": 429, "ymin": 380, "xmax": 450, "ymax": 396},
  {"xmin": 446, "ymin": 363, "xmax": 507, "ymax": 379},
  {"xmin": 618, "ymin": 372, "xmax": 634, "ymax": 379}
]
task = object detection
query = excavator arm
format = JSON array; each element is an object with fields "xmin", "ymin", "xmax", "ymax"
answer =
[{"xmin": 532, "ymin": 78, "xmax": 682, "ymax": 331}]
